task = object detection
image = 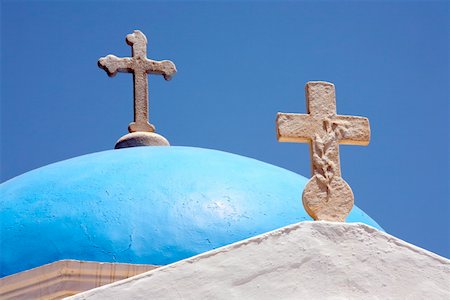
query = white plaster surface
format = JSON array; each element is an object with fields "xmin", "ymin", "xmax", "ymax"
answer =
[{"xmin": 67, "ymin": 222, "xmax": 450, "ymax": 300}]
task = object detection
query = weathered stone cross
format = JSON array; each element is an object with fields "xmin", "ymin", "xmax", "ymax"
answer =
[
  {"xmin": 276, "ymin": 81, "xmax": 370, "ymax": 222},
  {"xmin": 98, "ymin": 30, "xmax": 176, "ymax": 134}
]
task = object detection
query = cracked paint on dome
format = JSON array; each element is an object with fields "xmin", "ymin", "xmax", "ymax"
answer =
[{"xmin": 0, "ymin": 147, "xmax": 382, "ymax": 277}]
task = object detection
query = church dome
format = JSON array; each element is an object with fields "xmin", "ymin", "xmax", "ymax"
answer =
[{"xmin": 0, "ymin": 146, "xmax": 382, "ymax": 277}]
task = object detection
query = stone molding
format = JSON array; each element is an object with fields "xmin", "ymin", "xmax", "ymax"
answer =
[{"xmin": 0, "ymin": 260, "xmax": 157, "ymax": 300}]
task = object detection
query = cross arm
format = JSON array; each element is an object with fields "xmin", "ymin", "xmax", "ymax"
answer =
[
  {"xmin": 276, "ymin": 113, "xmax": 314, "ymax": 143},
  {"xmin": 144, "ymin": 59, "xmax": 177, "ymax": 80},
  {"xmin": 98, "ymin": 55, "xmax": 134, "ymax": 77},
  {"xmin": 335, "ymin": 115, "xmax": 370, "ymax": 146}
]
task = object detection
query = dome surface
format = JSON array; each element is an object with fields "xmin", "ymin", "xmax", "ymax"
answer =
[{"xmin": 0, "ymin": 147, "xmax": 382, "ymax": 277}]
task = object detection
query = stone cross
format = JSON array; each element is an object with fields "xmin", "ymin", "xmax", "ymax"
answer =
[
  {"xmin": 276, "ymin": 81, "xmax": 370, "ymax": 222},
  {"xmin": 98, "ymin": 30, "xmax": 176, "ymax": 133}
]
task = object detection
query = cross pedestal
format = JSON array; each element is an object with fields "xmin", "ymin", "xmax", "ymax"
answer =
[
  {"xmin": 98, "ymin": 30, "xmax": 176, "ymax": 148},
  {"xmin": 276, "ymin": 81, "xmax": 370, "ymax": 221}
]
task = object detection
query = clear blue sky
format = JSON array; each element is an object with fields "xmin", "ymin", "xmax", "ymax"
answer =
[{"xmin": 1, "ymin": 1, "xmax": 448, "ymax": 258}]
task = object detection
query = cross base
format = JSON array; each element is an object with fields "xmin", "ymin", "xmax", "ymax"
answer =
[
  {"xmin": 302, "ymin": 176, "xmax": 354, "ymax": 222},
  {"xmin": 115, "ymin": 132, "xmax": 170, "ymax": 149}
]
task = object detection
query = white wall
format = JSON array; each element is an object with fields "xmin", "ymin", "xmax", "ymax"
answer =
[{"xmin": 68, "ymin": 221, "xmax": 450, "ymax": 299}]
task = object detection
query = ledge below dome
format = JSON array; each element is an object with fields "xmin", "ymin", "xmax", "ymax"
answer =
[{"xmin": 0, "ymin": 260, "xmax": 158, "ymax": 300}]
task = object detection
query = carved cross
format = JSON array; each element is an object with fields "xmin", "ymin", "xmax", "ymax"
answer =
[
  {"xmin": 98, "ymin": 30, "xmax": 176, "ymax": 133},
  {"xmin": 276, "ymin": 81, "xmax": 370, "ymax": 222}
]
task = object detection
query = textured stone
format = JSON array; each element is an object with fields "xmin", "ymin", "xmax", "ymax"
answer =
[
  {"xmin": 277, "ymin": 81, "xmax": 370, "ymax": 222},
  {"xmin": 98, "ymin": 30, "xmax": 176, "ymax": 147},
  {"xmin": 67, "ymin": 222, "xmax": 450, "ymax": 299}
]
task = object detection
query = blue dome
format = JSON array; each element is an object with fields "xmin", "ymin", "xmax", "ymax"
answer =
[{"xmin": 0, "ymin": 147, "xmax": 382, "ymax": 277}]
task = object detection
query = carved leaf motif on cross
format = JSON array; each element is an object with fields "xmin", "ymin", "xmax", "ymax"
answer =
[{"xmin": 276, "ymin": 81, "xmax": 370, "ymax": 222}]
